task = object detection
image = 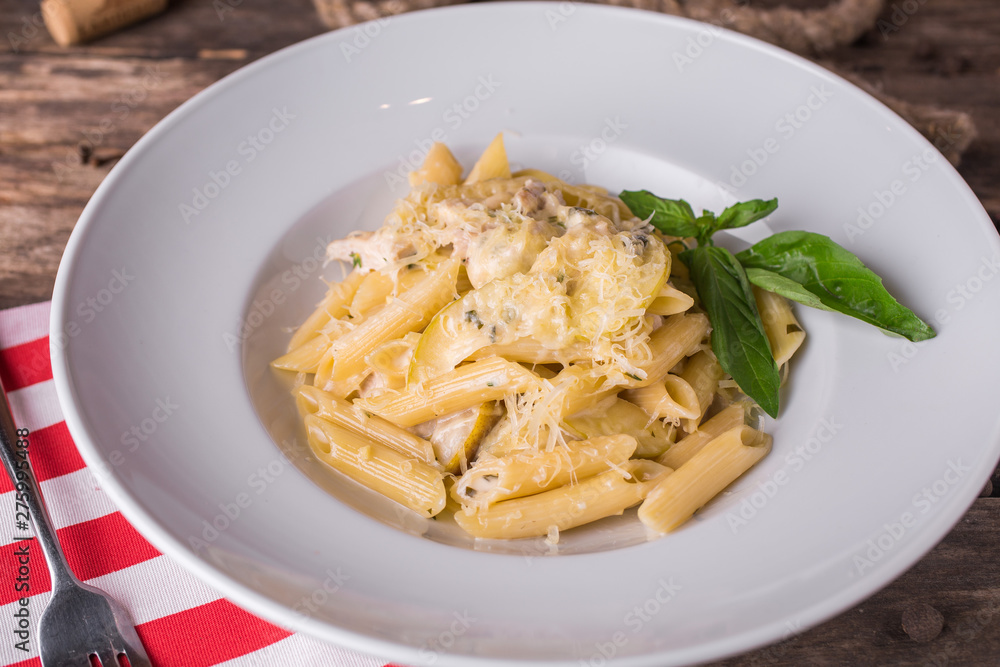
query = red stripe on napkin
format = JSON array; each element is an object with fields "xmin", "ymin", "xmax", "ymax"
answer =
[
  {"xmin": 0, "ymin": 422, "xmax": 86, "ymax": 494},
  {"xmin": 136, "ymin": 599, "xmax": 293, "ymax": 666},
  {"xmin": 0, "ymin": 302, "xmax": 400, "ymax": 667},
  {"xmin": 4, "ymin": 658, "xmax": 39, "ymax": 667},
  {"xmin": 0, "ymin": 513, "xmax": 160, "ymax": 606},
  {"xmin": 0, "ymin": 338, "xmax": 51, "ymax": 393}
]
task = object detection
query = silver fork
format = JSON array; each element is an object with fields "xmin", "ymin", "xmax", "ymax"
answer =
[{"xmin": 0, "ymin": 376, "xmax": 152, "ymax": 667}]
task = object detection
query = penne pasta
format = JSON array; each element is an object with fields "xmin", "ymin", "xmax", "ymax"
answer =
[
  {"xmin": 464, "ymin": 132, "xmax": 511, "ymax": 184},
  {"xmin": 348, "ymin": 263, "xmax": 426, "ymax": 321},
  {"xmin": 452, "ymin": 434, "xmax": 638, "ymax": 505},
  {"xmin": 548, "ymin": 365, "xmax": 619, "ymax": 420},
  {"xmin": 469, "ymin": 339, "xmax": 593, "ymax": 366},
  {"xmin": 628, "ymin": 312, "xmax": 710, "ymax": 387},
  {"xmin": 288, "ymin": 269, "xmax": 366, "ymax": 351},
  {"xmin": 623, "ymin": 374, "xmax": 701, "ymax": 424},
  {"xmin": 639, "ymin": 425, "xmax": 771, "ymax": 533},
  {"xmin": 295, "ymin": 384, "xmax": 436, "ymax": 464},
  {"xmin": 454, "ymin": 459, "xmax": 671, "ymax": 539},
  {"xmin": 348, "ymin": 270, "xmax": 397, "ymax": 320},
  {"xmin": 657, "ymin": 402, "xmax": 746, "ymax": 470},
  {"xmin": 666, "ymin": 245, "xmax": 690, "ymax": 280},
  {"xmin": 647, "ymin": 283, "xmax": 695, "ymax": 316},
  {"xmin": 324, "ymin": 258, "xmax": 460, "ymax": 397},
  {"xmin": 272, "ymin": 334, "xmax": 330, "ymax": 374},
  {"xmin": 679, "ymin": 351, "xmax": 725, "ymax": 432},
  {"xmin": 754, "ymin": 286, "xmax": 806, "ymax": 367},
  {"xmin": 364, "ymin": 333, "xmax": 420, "ymax": 392},
  {"xmin": 272, "ymin": 137, "xmax": 799, "ymax": 543},
  {"xmin": 565, "ymin": 398, "xmax": 676, "ymax": 459},
  {"xmin": 357, "ymin": 357, "xmax": 541, "ymax": 427},
  {"xmin": 409, "ymin": 142, "xmax": 463, "ymax": 187},
  {"xmin": 304, "ymin": 415, "xmax": 446, "ymax": 518}
]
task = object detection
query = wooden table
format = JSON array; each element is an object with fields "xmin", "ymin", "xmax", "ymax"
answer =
[{"xmin": 1, "ymin": 0, "xmax": 998, "ymax": 663}]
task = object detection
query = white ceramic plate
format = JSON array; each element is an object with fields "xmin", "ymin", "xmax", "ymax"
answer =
[{"xmin": 51, "ymin": 3, "xmax": 1000, "ymax": 665}]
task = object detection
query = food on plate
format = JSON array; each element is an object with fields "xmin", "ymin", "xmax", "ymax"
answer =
[{"xmin": 272, "ymin": 133, "xmax": 934, "ymax": 541}]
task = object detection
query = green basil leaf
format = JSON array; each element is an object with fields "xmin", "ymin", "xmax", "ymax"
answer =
[
  {"xmin": 620, "ymin": 190, "xmax": 700, "ymax": 238},
  {"xmin": 694, "ymin": 213, "xmax": 717, "ymax": 247},
  {"xmin": 714, "ymin": 198, "xmax": 778, "ymax": 232},
  {"xmin": 744, "ymin": 267, "xmax": 834, "ymax": 312},
  {"xmin": 680, "ymin": 246, "xmax": 781, "ymax": 417},
  {"xmin": 736, "ymin": 231, "xmax": 936, "ymax": 342}
]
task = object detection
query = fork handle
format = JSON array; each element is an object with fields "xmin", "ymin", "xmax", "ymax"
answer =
[{"xmin": 0, "ymin": 376, "xmax": 79, "ymax": 590}]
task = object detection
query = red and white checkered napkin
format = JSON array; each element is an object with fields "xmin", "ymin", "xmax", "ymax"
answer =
[{"xmin": 0, "ymin": 301, "xmax": 405, "ymax": 667}]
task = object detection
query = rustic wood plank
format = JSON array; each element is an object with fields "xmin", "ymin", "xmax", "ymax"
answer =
[
  {"xmin": 713, "ymin": 500, "xmax": 1000, "ymax": 665},
  {"xmin": 831, "ymin": 0, "xmax": 1000, "ymax": 225},
  {"xmin": 0, "ymin": 0, "xmax": 326, "ymax": 306},
  {"xmin": 0, "ymin": 0, "xmax": 998, "ymax": 662},
  {"xmin": 2, "ymin": 0, "xmax": 325, "ymax": 58},
  {"xmin": 0, "ymin": 53, "xmax": 249, "ymax": 306}
]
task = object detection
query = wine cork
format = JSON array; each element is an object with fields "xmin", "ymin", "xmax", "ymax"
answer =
[{"xmin": 41, "ymin": 0, "xmax": 167, "ymax": 46}]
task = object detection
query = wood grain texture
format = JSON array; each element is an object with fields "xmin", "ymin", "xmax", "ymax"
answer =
[
  {"xmin": 1, "ymin": 0, "xmax": 998, "ymax": 663},
  {"xmin": 0, "ymin": 0, "xmax": 326, "ymax": 307},
  {"xmin": 712, "ymin": 500, "xmax": 1000, "ymax": 666}
]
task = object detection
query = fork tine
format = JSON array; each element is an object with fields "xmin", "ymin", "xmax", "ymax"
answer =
[
  {"xmin": 93, "ymin": 645, "xmax": 150, "ymax": 667},
  {"xmin": 114, "ymin": 628, "xmax": 152, "ymax": 667},
  {"xmin": 119, "ymin": 644, "xmax": 153, "ymax": 667}
]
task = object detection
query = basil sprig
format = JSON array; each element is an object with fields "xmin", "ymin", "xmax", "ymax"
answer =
[
  {"xmin": 619, "ymin": 190, "xmax": 701, "ymax": 239},
  {"xmin": 620, "ymin": 190, "xmax": 936, "ymax": 417},
  {"xmin": 620, "ymin": 190, "xmax": 777, "ymax": 247},
  {"xmin": 737, "ymin": 231, "xmax": 936, "ymax": 342},
  {"xmin": 681, "ymin": 246, "xmax": 780, "ymax": 418}
]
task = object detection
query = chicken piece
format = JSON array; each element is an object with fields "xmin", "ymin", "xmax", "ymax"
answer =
[
  {"xmin": 326, "ymin": 230, "xmax": 416, "ymax": 271},
  {"xmin": 428, "ymin": 403, "xmax": 504, "ymax": 474},
  {"xmin": 513, "ymin": 179, "xmax": 547, "ymax": 216}
]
